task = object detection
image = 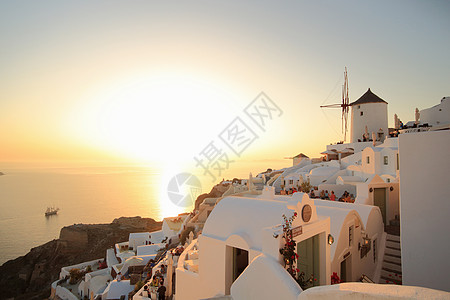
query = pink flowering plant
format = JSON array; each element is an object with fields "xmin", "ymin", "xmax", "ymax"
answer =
[
  {"xmin": 279, "ymin": 212, "xmax": 318, "ymax": 289},
  {"xmin": 279, "ymin": 212, "xmax": 299, "ymax": 279}
]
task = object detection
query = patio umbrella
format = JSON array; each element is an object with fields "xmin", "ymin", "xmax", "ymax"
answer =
[
  {"xmin": 338, "ymin": 148, "xmax": 354, "ymax": 154},
  {"xmin": 320, "ymin": 150, "xmax": 337, "ymax": 155}
]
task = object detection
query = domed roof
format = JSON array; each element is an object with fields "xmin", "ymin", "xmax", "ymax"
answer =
[
  {"xmin": 203, "ymin": 196, "xmax": 290, "ymax": 250},
  {"xmin": 350, "ymin": 88, "xmax": 388, "ymax": 106}
]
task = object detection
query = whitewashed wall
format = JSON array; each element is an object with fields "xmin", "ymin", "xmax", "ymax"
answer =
[
  {"xmin": 419, "ymin": 97, "xmax": 450, "ymax": 127},
  {"xmin": 399, "ymin": 130, "xmax": 450, "ymax": 292},
  {"xmin": 231, "ymin": 255, "xmax": 301, "ymax": 300},
  {"xmin": 297, "ymin": 283, "xmax": 450, "ymax": 299},
  {"xmin": 350, "ymin": 102, "xmax": 388, "ymax": 144}
]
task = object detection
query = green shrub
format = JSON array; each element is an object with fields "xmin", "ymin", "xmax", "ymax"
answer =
[
  {"xmin": 301, "ymin": 179, "xmax": 313, "ymax": 194},
  {"xmin": 69, "ymin": 268, "xmax": 83, "ymax": 284}
]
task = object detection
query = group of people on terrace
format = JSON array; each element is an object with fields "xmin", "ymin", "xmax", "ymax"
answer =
[
  {"xmin": 280, "ymin": 187, "xmax": 355, "ymax": 203},
  {"xmin": 140, "ymin": 259, "xmax": 168, "ymax": 300},
  {"xmin": 312, "ymin": 189, "xmax": 355, "ymax": 203}
]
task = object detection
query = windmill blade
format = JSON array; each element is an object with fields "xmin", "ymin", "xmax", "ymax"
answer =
[
  {"xmin": 320, "ymin": 67, "xmax": 350, "ymax": 142},
  {"xmin": 342, "ymin": 67, "xmax": 349, "ymax": 141},
  {"xmin": 320, "ymin": 104, "xmax": 343, "ymax": 108}
]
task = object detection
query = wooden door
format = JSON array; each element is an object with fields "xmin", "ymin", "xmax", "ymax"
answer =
[{"xmin": 374, "ymin": 188, "xmax": 387, "ymax": 224}]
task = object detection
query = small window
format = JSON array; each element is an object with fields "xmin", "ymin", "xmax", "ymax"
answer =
[
  {"xmin": 357, "ymin": 105, "xmax": 360, "ymax": 109},
  {"xmin": 384, "ymin": 156, "xmax": 388, "ymax": 165},
  {"xmin": 387, "ymin": 178, "xmax": 390, "ymax": 183},
  {"xmin": 360, "ymin": 111, "xmax": 364, "ymax": 116},
  {"xmin": 289, "ymin": 179, "xmax": 293, "ymax": 184},
  {"xmin": 366, "ymin": 156, "xmax": 370, "ymax": 164},
  {"xmin": 349, "ymin": 225, "xmax": 354, "ymax": 246},
  {"xmin": 373, "ymin": 239, "xmax": 377, "ymax": 262}
]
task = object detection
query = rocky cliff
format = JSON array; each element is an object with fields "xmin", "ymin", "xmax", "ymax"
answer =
[
  {"xmin": 194, "ymin": 182, "xmax": 230, "ymax": 210},
  {"xmin": 0, "ymin": 217, "xmax": 162, "ymax": 300}
]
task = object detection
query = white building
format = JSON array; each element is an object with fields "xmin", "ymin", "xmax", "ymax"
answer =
[
  {"xmin": 128, "ymin": 232, "xmax": 152, "ymax": 250},
  {"xmin": 101, "ymin": 279, "xmax": 135, "ymax": 300},
  {"xmin": 418, "ymin": 96, "xmax": 450, "ymax": 128},
  {"xmin": 350, "ymin": 88, "xmax": 388, "ymax": 143},
  {"xmin": 136, "ymin": 243, "xmax": 164, "ymax": 256},
  {"xmin": 176, "ymin": 189, "xmax": 386, "ymax": 300},
  {"xmin": 316, "ymin": 138, "xmax": 400, "ymax": 226},
  {"xmin": 314, "ymin": 200, "xmax": 385, "ymax": 283},
  {"xmin": 162, "ymin": 214, "xmax": 191, "ymax": 239},
  {"xmin": 293, "ymin": 153, "xmax": 310, "ymax": 166},
  {"xmin": 176, "ymin": 191, "xmax": 330, "ymax": 300}
]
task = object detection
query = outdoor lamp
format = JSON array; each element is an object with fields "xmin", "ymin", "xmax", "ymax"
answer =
[
  {"xmin": 327, "ymin": 234, "xmax": 334, "ymax": 245},
  {"xmin": 363, "ymin": 234, "xmax": 371, "ymax": 245},
  {"xmin": 359, "ymin": 234, "xmax": 372, "ymax": 258},
  {"xmin": 358, "ymin": 235, "xmax": 371, "ymax": 250}
]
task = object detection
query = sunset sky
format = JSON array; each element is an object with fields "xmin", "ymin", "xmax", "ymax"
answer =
[{"xmin": 1, "ymin": 1, "xmax": 449, "ymax": 177}]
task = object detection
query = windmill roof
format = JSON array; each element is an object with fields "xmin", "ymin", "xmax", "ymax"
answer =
[
  {"xmin": 293, "ymin": 153, "xmax": 309, "ymax": 158},
  {"xmin": 350, "ymin": 88, "xmax": 388, "ymax": 105}
]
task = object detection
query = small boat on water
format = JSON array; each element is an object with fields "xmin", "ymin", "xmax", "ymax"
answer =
[{"xmin": 45, "ymin": 207, "xmax": 59, "ymax": 216}]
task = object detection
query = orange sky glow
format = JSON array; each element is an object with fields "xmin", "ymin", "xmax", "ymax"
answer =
[{"xmin": 1, "ymin": 1, "xmax": 449, "ymax": 183}]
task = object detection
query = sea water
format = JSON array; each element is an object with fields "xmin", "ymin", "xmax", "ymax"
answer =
[
  {"xmin": 0, "ymin": 166, "xmax": 168, "ymax": 265},
  {"xmin": 0, "ymin": 160, "xmax": 287, "ymax": 265}
]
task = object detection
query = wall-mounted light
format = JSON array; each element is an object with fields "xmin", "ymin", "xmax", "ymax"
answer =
[
  {"xmin": 273, "ymin": 233, "xmax": 279, "ymax": 239},
  {"xmin": 369, "ymin": 187, "xmax": 373, "ymax": 193},
  {"xmin": 390, "ymin": 186, "xmax": 394, "ymax": 191},
  {"xmin": 328, "ymin": 234, "xmax": 334, "ymax": 245},
  {"xmin": 359, "ymin": 234, "xmax": 372, "ymax": 258},
  {"xmin": 364, "ymin": 235, "xmax": 371, "ymax": 244}
]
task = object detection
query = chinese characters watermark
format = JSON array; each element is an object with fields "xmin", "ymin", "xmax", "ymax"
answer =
[{"xmin": 167, "ymin": 92, "xmax": 282, "ymax": 207}]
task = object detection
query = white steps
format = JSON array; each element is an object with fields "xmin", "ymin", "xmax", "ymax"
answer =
[
  {"xmin": 387, "ymin": 234, "xmax": 400, "ymax": 242},
  {"xmin": 383, "ymin": 254, "xmax": 401, "ymax": 264},
  {"xmin": 385, "ymin": 246, "xmax": 401, "ymax": 257},
  {"xmin": 379, "ymin": 234, "xmax": 402, "ymax": 285},
  {"xmin": 386, "ymin": 240, "xmax": 401, "ymax": 250},
  {"xmin": 383, "ymin": 261, "xmax": 402, "ymax": 273}
]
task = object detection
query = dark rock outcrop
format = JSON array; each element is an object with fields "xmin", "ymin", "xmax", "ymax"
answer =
[
  {"xmin": 0, "ymin": 217, "xmax": 162, "ymax": 300},
  {"xmin": 194, "ymin": 183, "xmax": 230, "ymax": 210}
]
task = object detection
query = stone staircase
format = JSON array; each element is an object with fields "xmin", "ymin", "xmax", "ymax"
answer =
[{"xmin": 380, "ymin": 233, "xmax": 402, "ymax": 285}]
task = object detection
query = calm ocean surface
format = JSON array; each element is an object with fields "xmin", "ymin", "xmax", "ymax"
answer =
[
  {"xmin": 0, "ymin": 160, "xmax": 287, "ymax": 266},
  {"xmin": 0, "ymin": 166, "xmax": 172, "ymax": 266}
]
